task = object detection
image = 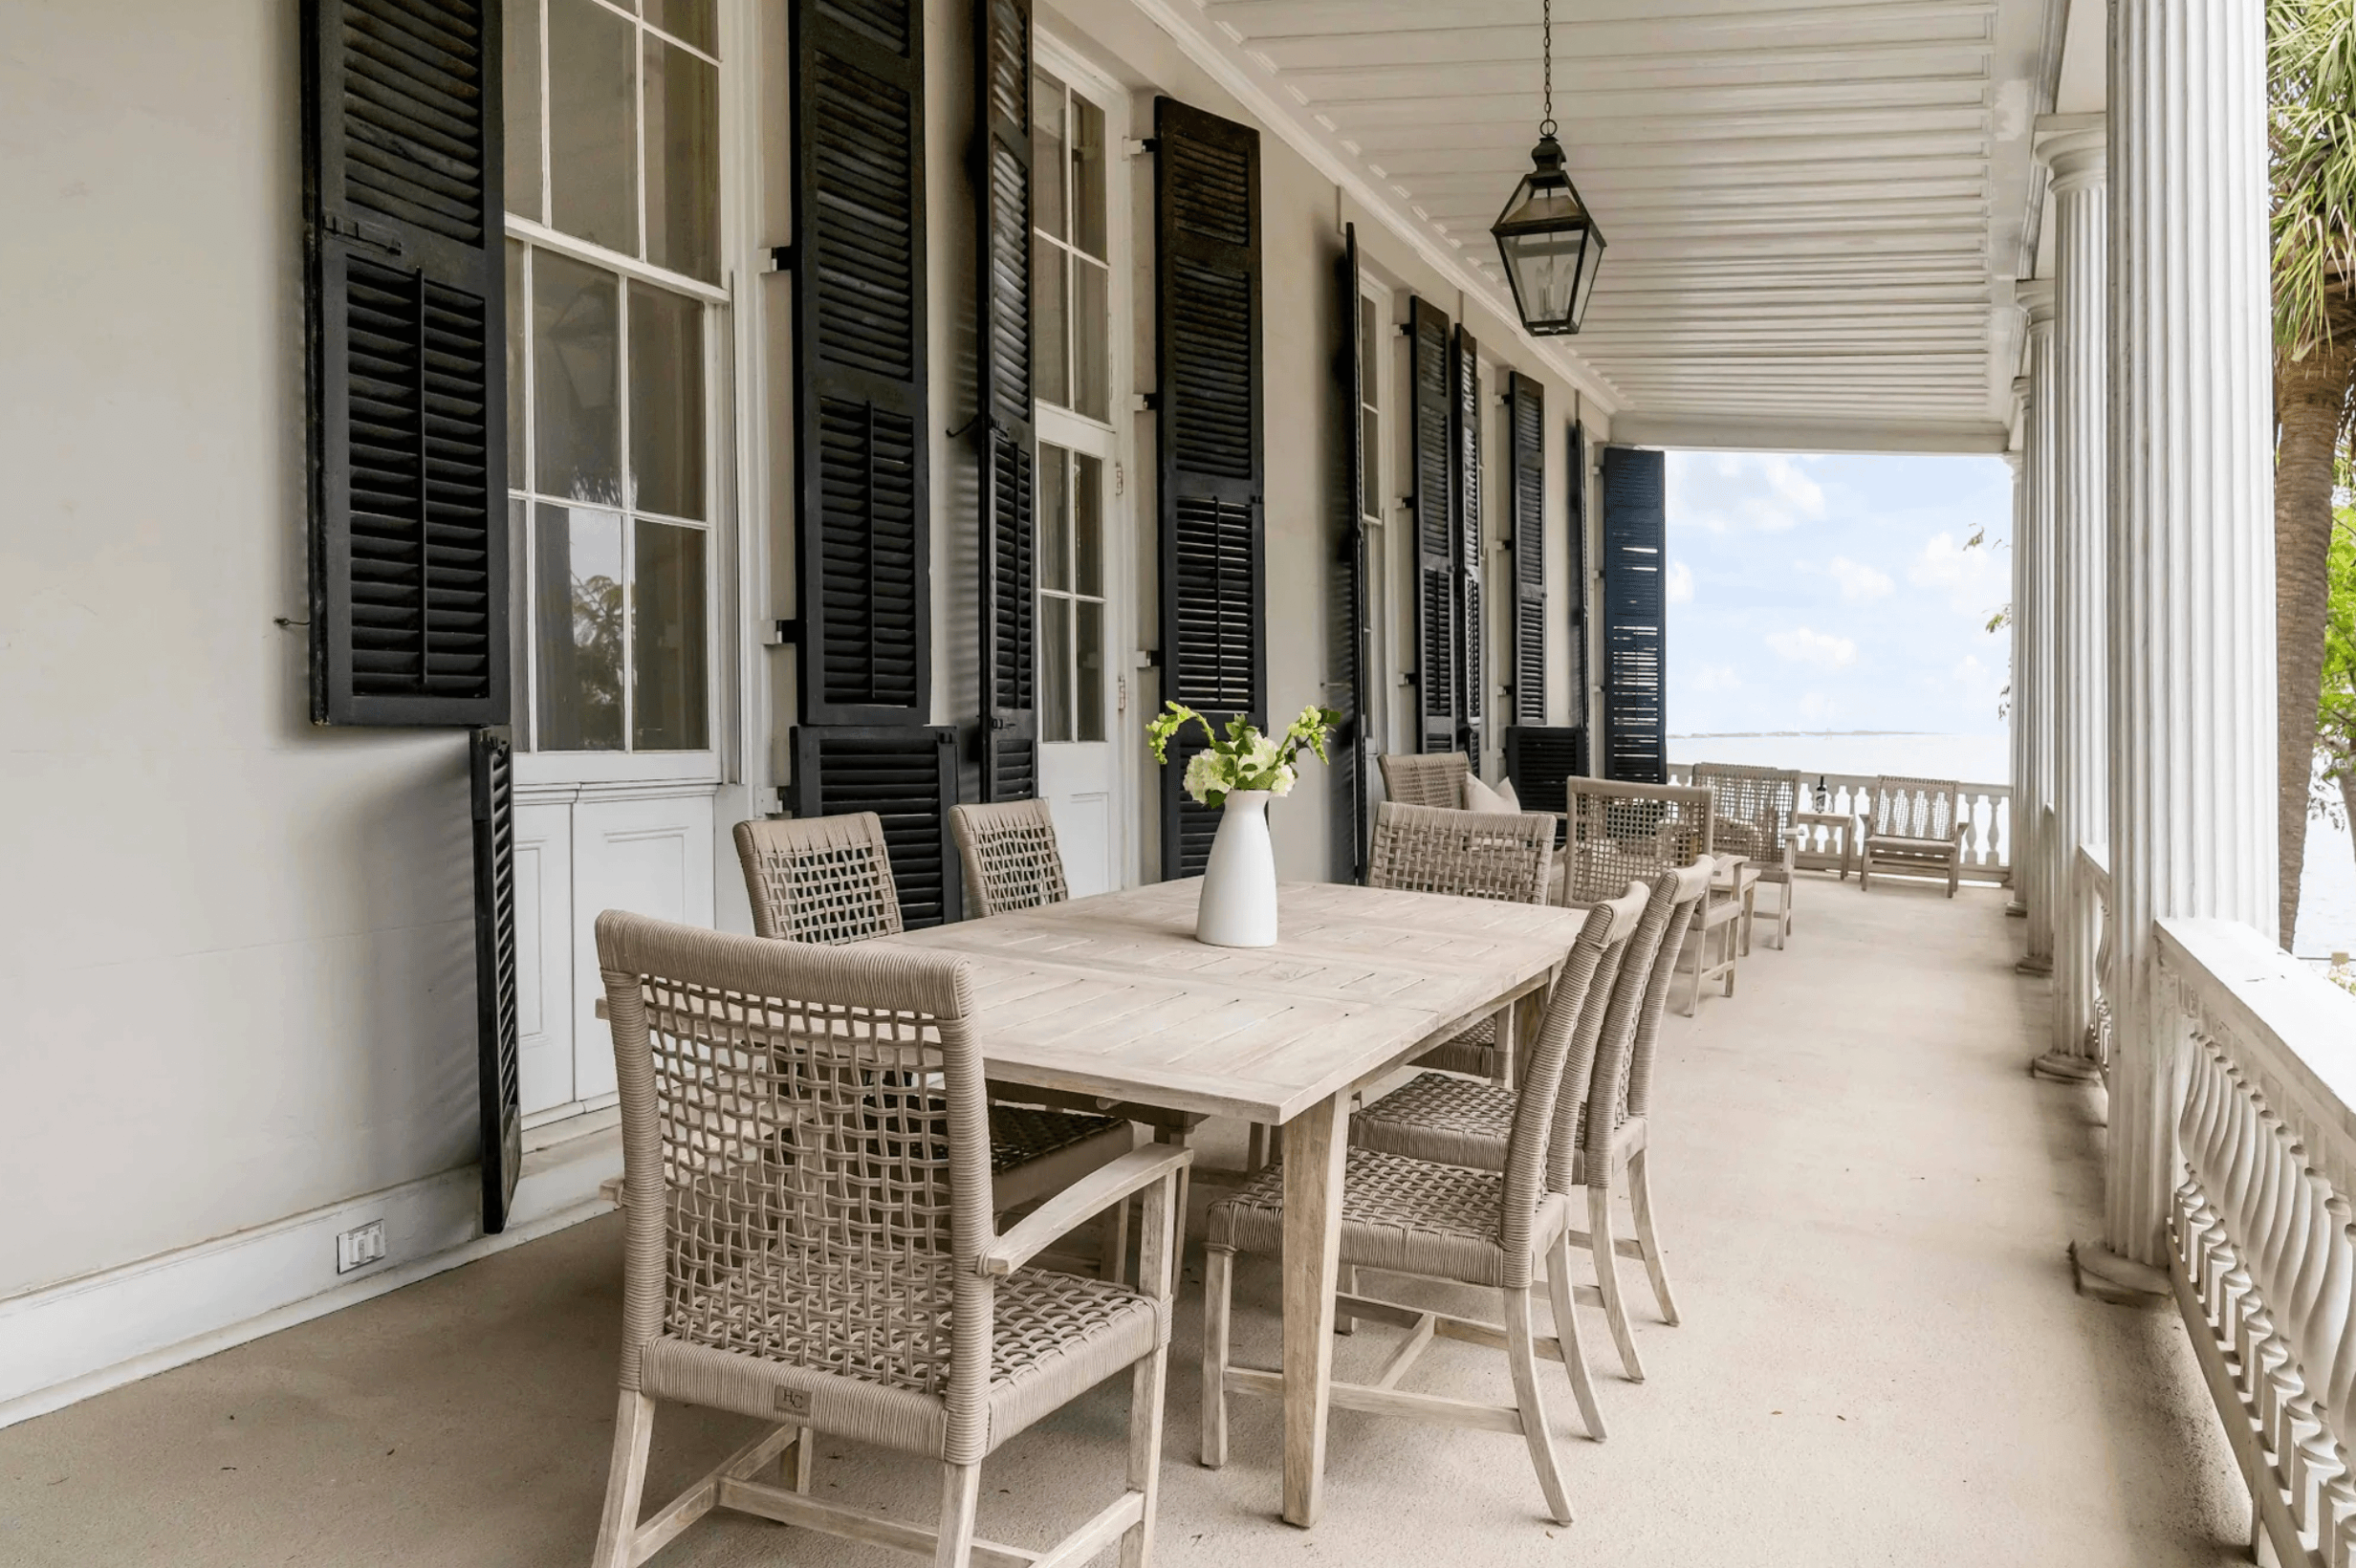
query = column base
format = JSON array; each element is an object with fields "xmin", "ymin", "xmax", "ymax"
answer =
[
  {"xmin": 2006, "ymin": 900, "xmax": 2028, "ymax": 918},
  {"xmin": 2069, "ymin": 1239, "xmax": 2171, "ymax": 1304},
  {"xmin": 2014, "ymin": 954, "xmax": 2054, "ymax": 976},
  {"xmin": 2030, "ymin": 1049, "xmax": 2101, "ymax": 1084}
]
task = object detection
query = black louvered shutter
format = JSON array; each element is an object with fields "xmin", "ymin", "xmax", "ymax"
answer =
[
  {"xmin": 469, "ymin": 727, "xmax": 521, "ymax": 1231},
  {"xmin": 975, "ymin": 0, "xmax": 1036, "ymax": 799},
  {"xmin": 1601, "ymin": 445, "xmax": 1667, "ymax": 783},
  {"xmin": 1453, "ymin": 328, "xmax": 1483, "ymax": 756},
  {"xmin": 1506, "ymin": 725, "xmax": 1586, "ymax": 814},
  {"xmin": 1154, "ymin": 98, "xmax": 1264, "ymax": 878},
  {"xmin": 1408, "ymin": 297, "xmax": 1455, "ymax": 753},
  {"xmin": 302, "ymin": 0, "xmax": 508, "ymax": 728},
  {"xmin": 792, "ymin": 727, "xmax": 964, "ymax": 926},
  {"xmin": 1566, "ymin": 419, "xmax": 1589, "ymax": 740},
  {"xmin": 1507, "ymin": 374, "xmax": 1546, "ymax": 725},
  {"xmin": 1337, "ymin": 225, "xmax": 1369, "ymax": 881},
  {"xmin": 792, "ymin": 0, "xmax": 929, "ymax": 726}
]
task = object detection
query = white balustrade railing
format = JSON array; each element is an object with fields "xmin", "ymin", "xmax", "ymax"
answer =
[
  {"xmin": 2079, "ymin": 841, "xmax": 2112, "ymax": 1074},
  {"xmin": 2165, "ymin": 919, "xmax": 2356, "ymax": 1566},
  {"xmin": 1666, "ymin": 765, "xmax": 2013, "ymax": 883}
]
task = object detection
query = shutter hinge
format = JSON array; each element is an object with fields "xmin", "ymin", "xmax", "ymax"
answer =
[
  {"xmin": 767, "ymin": 619, "xmax": 800, "ymax": 646},
  {"xmin": 1141, "ymin": 648, "xmax": 1163, "ymax": 669},
  {"xmin": 1124, "ymin": 137, "xmax": 1157, "ymax": 159},
  {"xmin": 321, "ymin": 212, "xmax": 404, "ymax": 256},
  {"xmin": 1398, "ymin": 322, "xmax": 1413, "ymax": 337},
  {"xmin": 1132, "ymin": 391, "xmax": 1160, "ymax": 412},
  {"xmin": 765, "ymin": 245, "xmax": 796, "ymax": 273}
]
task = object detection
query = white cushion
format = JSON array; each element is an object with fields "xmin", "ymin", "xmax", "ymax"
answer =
[
  {"xmin": 1464, "ymin": 774, "xmax": 1512, "ymax": 814},
  {"xmin": 1495, "ymin": 777, "xmax": 1521, "ymax": 811}
]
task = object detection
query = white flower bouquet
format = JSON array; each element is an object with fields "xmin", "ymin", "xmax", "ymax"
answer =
[{"xmin": 1145, "ymin": 701, "xmax": 1342, "ymax": 808}]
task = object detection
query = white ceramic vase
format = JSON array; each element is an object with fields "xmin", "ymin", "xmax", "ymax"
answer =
[{"xmin": 1195, "ymin": 789, "xmax": 1278, "ymax": 947}]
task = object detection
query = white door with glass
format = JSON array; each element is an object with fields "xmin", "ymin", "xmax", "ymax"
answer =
[{"xmin": 1032, "ymin": 54, "xmax": 1129, "ymax": 897}]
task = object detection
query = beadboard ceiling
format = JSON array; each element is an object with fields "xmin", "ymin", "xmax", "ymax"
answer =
[{"xmin": 1144, "ymin": 0, "xmax": 2066, "ymax": 452}]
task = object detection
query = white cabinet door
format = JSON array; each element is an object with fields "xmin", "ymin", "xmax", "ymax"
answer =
[{"xmin": 568, "ymin": 792, "xmax": 715, "ymax": 1102}]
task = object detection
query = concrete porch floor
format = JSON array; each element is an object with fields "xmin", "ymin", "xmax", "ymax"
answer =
[{"xmin": 0, "ymin": 877, "xmax": 2251, "ymax": 1566}]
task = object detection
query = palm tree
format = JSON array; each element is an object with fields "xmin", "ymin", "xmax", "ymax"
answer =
[{"xmin": 2269, "ymin": 0, "xmax": 2356, "ymax": 944}]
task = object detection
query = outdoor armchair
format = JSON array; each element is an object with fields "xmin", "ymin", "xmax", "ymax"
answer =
[{"xmin": 1858, "ymin": 775, "xmax": 1970, "ymax": 897}]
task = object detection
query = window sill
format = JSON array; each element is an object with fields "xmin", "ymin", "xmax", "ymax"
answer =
[{"xmin": 513, "ymin": 750, "xmax": 720, "ymax": 789}]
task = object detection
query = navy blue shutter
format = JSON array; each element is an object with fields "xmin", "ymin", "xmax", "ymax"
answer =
[
  {"xmin": 1600, "ymin": 445, "xmax": 1667, "ymax": 783},
  {"xmin": 1506, "ymin": 724, "xmax": 1586, "ymax": 814},
  {"xmin": 1408, "ymin": 297, "xmax": 1455, "ymax": 753},
  {"xmin": 302, "ymin": 0, "xmax": 509, "ymax": 728},
  {"xmin": 791, "ymin": 0, "xmax": 930, "ymax": 726},
  {"xmin": 1337, "ymin": 225, "xmax": 1368, "ymax": 881},
  {"xmin": 792, "ymin": 727, "xmax": 964, "ymax": 926},
  {"xmin": 1453, "ymin": 329, "xmax": 1482, "ymax": 755},
  {"xmin": 469, "ymin": 727, "xmax": 521, "ymax": 1230},
  {"xmin": 1508, "ymin": 375, "xmax": 1546, "ymax": 724},
  {"xmin": 975, "ymin": 0, "xmax": 1035, "ymax": 799},
  {"xmin": 1154, "ymin": 98, "xmax": 1264, "ymax": 878},
  {"xmin": 1565, "ymin": 419, "xmax": 1589, "ymax": 740}
]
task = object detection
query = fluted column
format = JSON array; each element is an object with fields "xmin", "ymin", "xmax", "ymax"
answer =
[
  {"xmin": 2037, "ymin": 130, "xmax": 2107, "ymax": 1084},
  {"xmin": 2015, "ymin": 293, "xmax": 2059, "ymax": 987},
  {"xmin": 2082, "ymin": 0, "xmax": 2277, "ymax": 1295},
  {"xmin": 2004, "ymin": 439, "xmax": 2031, "ymax": 924}
]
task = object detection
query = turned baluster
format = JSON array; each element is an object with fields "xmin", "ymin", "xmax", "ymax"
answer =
[
  {"xmin": 2210, "ymin": 1085, "xmax": 2265, "ymax": 1339},
  {"xmin": 2251, "ymin": 1143, "xmax": 2314, "ymax": 1474},
  {"xmin": 2292, "ymin": 1186, "xmax": 2354, "ymax": 1544},
  {"xmin": 2177, "ymin": 1045, "xmax": 2227, "ymax": 1267},
  {"xmin": 2228, "ymin": 1109, "xmax": 2290, "ymax": 1398}
]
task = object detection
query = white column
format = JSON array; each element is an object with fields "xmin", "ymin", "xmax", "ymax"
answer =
[
  {"xmin": 2014, "ymin": 292, "xmax": 2059, "ymax": 987},
  {"xmin": 2004, "ymin": 439, "xmax": 2030, "ymax": 924},
  {"xmin": 2082, "ymin": 0, "xmax": 2277, "ymax": 1294},
  {"xmin": 2037, "ymin": 131, "xmax": 2106, "ymax": 1084}
]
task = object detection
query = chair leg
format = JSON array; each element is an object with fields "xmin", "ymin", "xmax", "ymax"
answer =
[
  {"xmin": 1678, "ymin": 931, "xmax": 1700, "ymax": 1017},
  {"xmin": 1626, "ymin": 1147, "xmax": 1681, "ymax": 1327},
  {"xmin": 787, "ymin": 1423, "xmax": 815, "ymax": 1491},
  {"xmin": 1543, "ymin": 1232, "xmax": 1607, "ymax": 1441},
  {"xmin": 590, "ymin": 1390, "xmax": 656, "ymax": 1568},
  {"xmin": 933, "ymin": 1461, "xmax": 982, "ymax": 1568},
  {"xmin": 1200, "ymin": 1246, "xmax": 1233, "ymax": 1468},
  {"xmin": 1120, "ymin": 1345, "xmax": 1171, "ymax": 1568},
  {"xmin": 1503, "ymin": 1287, "xmax": 1576, "ymax": 1527},
  {"xmin": 1588, "ymin": 1185, "xmax": 1646, "ymax": 1383},
  {"xmin": 1102, "ymin": 1195, "xmax": 1132, "ymax": 1284}
]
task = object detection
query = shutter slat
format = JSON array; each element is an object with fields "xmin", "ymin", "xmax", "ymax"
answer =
[
  {"xmin": 1601, "ymin": 446, "xmax": 1667, "ymax": 783},
  {"xmin": 792, "ymin": 727, "xmax": 963, "ymax": 926},
  {"xmin": 1409, "ymin": 296, "xmax": 1454, "ymax": 752}
]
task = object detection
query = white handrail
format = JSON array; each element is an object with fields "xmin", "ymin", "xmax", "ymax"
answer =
[
  {"xmin": 1667, "ymin": 765, "xmax": 2014, "ymax": 881},
  {"xmin": 2163, "ymin": 917, "xmax": 2356, "ymax": 1565}
]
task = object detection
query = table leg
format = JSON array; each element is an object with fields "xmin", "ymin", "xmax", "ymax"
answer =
[{"xmin": 1280, "ymin": 1092, "xmax": 1347, "ymax": 1527}]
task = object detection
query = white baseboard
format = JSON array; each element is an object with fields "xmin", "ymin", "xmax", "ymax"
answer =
[{"xmin": 0, "ymin": 1123, "xmax": 622, "ymax": 1432}]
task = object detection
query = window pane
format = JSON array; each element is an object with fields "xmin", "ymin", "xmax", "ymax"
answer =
[
  {"xmin": 643, "ymin": 35, "xmax": 719, "ymax": 283},
  {"xmin": 1360, "ymin": 407, "xmax": 1380, "ymax": 522},
  {"xmin": 535, "ymin": 502, "xmax": 625, "ymax": 751},
  {"xmin": 548, "ymin": 0, "xmax": 637, "ymax": 254},
  {"xmin": 1040, "ymin": 596, "xmax": 1071, "ymax": 744},
  {"xmin": 1071, "ymin": 256, "xmax": 1107, "ymax": 421},
  {"xmin": 504, "ymin": 0, "xmax": 543, "ymax": 221},
  {"xmin": 1038, "ymin": 446, "xmax": 1070, "ymax": 593},
  {"xmin": 632, "ymin": 520, "xmax": 709, "ymax": 750},
  {"xmin": 1074, "ymin": 452, "xmax": 1102, "ymax": 596},
  {"xmin": 511, "ymin": 496, "xmax": 532, "ymax": 749},
  {"xmin": 1033, "ymin": 235, "xmax": 1066, "ymax": 409},
  {"xmin": 1076, "ymin": 599, "xmax": 1103, "ymax": 743},
  {"xmin": 533, "ymin": 250, "xmax": 622, "ymax": 504},
  {"xmin": 644, "ymin": 0, "xmax": 716, "ymax": 52},
  {"xmin": 1071, "ymin": 94, "xmax": 1105, "ymax": 260},
  {"xmin": 628, "ymin": 282, "xmax": 704, "ymax": 517},
  {"xmin": 1031, "ymin": 71, "xmax": 1065, "ymax": 242},
  {"xmin": 506, "ymin": 239, "xmax": 527, "ymax": 488}
]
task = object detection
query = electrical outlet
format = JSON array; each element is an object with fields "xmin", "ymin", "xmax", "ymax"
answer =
[{"xmin": 336, "ymin": 1219, "xmax": 386, "ymax": 1274}]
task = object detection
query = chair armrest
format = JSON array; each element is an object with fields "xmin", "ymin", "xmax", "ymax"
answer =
[{"xmin": 976, "ymin": 1145, "xmax": 1195, "ymax": 1277}]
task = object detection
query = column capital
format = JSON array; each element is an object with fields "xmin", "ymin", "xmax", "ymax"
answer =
[
  {"xmin": 2035, "ymin": 113, "xmax": 2107, "ymax": 189},
  {"xmin": 2018, "ymin": 277, "xmax": 2057, "ymax": 325}
]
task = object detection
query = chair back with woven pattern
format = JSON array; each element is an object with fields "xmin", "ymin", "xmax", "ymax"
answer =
[
  {"xmin": 1866, "ymin": 775, "xmax": 1963, "ymax": 840},
  {"xmin": 949, "ymin": 799, "xmax": 1070, "ymax": 917},
  {"xmin": 1556, "ymin": 859, "xmax": 1713, "ymax": 1192},
  {"xmin": 596, "ymin": 909, "xmax": 993, "ymax": 1455},
  {"xmin": 1366, "ymin": 799, "xmax": 1556, "ymax": 904},
  {"xmin": 1378, "ymin": 751, "xmax": 1471, "ymax": 810},
  {"xmin": 1691, "ymin": 762, "xmax": 1800, "ymax": 863},
  {"xmin": 1541, "ymin": 880, "xmax": 1650, "ymax": 1188},
  {"xmin": 733, "ymin": 813, "xmax": 904, "ymax": 945},
  {"xmin": 1494, "ymin": 886, "xmax": 1647, "ymax": 1282},
  {"xmin": 1558, "ymin": 777, "xmax": 1715, "ymax": 904}
]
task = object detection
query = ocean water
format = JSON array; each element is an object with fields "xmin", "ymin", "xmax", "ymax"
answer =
[{"xmin": 1667, "ymin": 730, "xmax": 2356, "ymax": 959}]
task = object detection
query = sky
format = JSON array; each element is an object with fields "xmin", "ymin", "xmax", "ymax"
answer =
[{"xmin": 1662, "ymin": 451, "xmax": 2015, "ymax": 744}]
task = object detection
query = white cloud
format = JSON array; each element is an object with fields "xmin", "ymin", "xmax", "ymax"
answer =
[
  {"xmin": 1690, "ymin": 663, "xmax": 1743, "ymax": 693},
  {"xmin": 1828, "ymin": 555, "xmax": 1893, "ymax": 602},
  {"xmin": 1909, "ymin": 531, "xmax": 2001, "ymax": 614},
  {"xmin": 1666, "ymin": 560, "xmax": 1694, "ymax": 604},
  {"xmin": 1670, "ymin": 452, "xmax": 1828, "ymax": 534},
  {"xmin": 1766, "ymin": 626, "xmax": 1858, "ymax": 669}
]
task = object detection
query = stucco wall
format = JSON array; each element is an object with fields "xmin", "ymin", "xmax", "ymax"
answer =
[{"xmin": 0, "ymin": 2, "xmax": 479, "ymax": 1297}]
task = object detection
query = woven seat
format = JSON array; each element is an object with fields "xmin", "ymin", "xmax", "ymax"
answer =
[
  {"xmin": 590, "ymin": 912, "xmax": 1189, "ymax": 1568},
  {"xmin": 1200, "ymin": 885, "xmax": 1648, "ymax": 1526},
  {"xmin": 1365, "ymin": 799, "xmax": 1557, "ymax": 1083},
  {"xmin": 1378, "ymin": 751, "xmax": 1472, "ymax": 810},
  {"xmin": 1353, "ymin": 860, "xmax": 1712, "ymax": 1399},
  {"xmin": 1691, "ymin": 762, "xmax": 1801, "ymax": 948},
  {"xmin": 1858, "ymin": 775, "xmax": 1970, "ymax": 897}
]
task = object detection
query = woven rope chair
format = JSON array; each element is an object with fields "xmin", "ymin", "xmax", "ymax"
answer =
[
  {"xmin": 1859, "ymin": 774, "xmax": 1969, "ymax": 897},
  {"xmin": 1365, "ymin": 800, "xmax": 1556, "ymax": 1082},
  {"xmin": 949, "ymin": 799, "xmax": 1071, "ymax": 917},
  {"xmin": 590, "ymin": 911, "xmax": 1189, "ymax": 1568},
  {"xmin": 1690, "ymin": 762, "xmax": 1800, "ymax": 948},
  {"xmin": 1198, "ymin": 883, "xmax": 1648, "ymax": 1526},
  {"xmin": 1378, "ymin": 751, "xmax": 1471, "ymax": 810},
  {"xmin": 1555, "ymin": 777, "xmax": 1714, "ymax": 905},
  {"xmin": 732, "ymin": 814, "xmax": 1144, "ymax": 1279},
  {"xmin": 1351, "ymin": 859, "xmax": 1712, "ymax": 1409}
]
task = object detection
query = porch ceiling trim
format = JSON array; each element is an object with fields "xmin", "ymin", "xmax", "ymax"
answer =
[{"xmin": 1608, "ymin": 412, "xmax": 2012, "ymax": 455}]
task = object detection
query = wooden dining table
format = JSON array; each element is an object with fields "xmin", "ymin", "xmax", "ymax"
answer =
[{"xmin": 880, "ymin": 876, "xmax": 1587, "ymax": 1528}]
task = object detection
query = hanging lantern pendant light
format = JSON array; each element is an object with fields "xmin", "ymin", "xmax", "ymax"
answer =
[{"xmin": 1492, "ymin": 0, "xmax": 1604, "ymax": 336}]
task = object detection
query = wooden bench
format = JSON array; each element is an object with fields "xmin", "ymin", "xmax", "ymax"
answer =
[{"xmin": 1859, "ymin": 775, "xmax": 1970, "ymax": 897}]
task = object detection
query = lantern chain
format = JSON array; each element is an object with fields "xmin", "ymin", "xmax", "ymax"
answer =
[{"xmin": 1539, "ymin": 0, "xmax": 1555, "ymax": 139}]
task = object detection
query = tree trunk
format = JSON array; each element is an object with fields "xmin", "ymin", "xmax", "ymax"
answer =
[{"xmin": 2276, "ymin": 330, "xmax": 2356, "ymax": 947}]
